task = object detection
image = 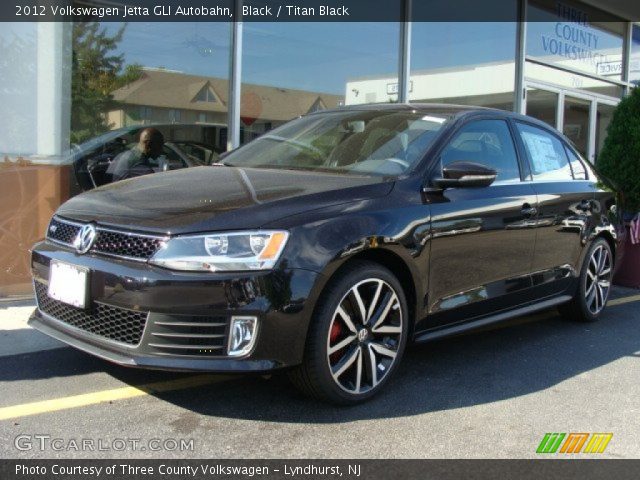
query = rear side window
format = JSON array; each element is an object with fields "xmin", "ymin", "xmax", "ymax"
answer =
[
  {"xmin": 515, "ymin": 123, "xmax": 573, "ymax": 181},
  {"xmin": 564, "ymin": 146, "xmax": 589, "ymax": 180},
  {"xmin": 440, "ymin": 119, "xmax": 521, "ymax": 183}
]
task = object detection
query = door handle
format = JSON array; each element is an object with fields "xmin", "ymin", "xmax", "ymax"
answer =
[{"xmin": 521, "ymin": 204, "xmax": 538, "ymax": 217}]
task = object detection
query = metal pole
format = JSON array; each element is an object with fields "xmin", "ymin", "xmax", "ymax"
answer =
[
  {"xmin": 588, "ymin": 99, "xmax": 597, "ymax": 164},
  {"xmin": 622, "ymin": 22, "xmax": 632, "ymax": 96},
  {"xmin": 514, "ymin": 0, "xmax": 527, "ymax": 114},
  {"xmin": 398, "ymin": 0, "xmax": 412, "ymax": 103},
  {"xmin": 556, "ymin": 92, "xmax": 564, "ymax": 132},
  {"xmin": 227, "ymin": 0, "xmax": 243, "ymax": 151}
]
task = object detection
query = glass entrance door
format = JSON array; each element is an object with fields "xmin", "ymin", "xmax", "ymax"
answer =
[
  {"xmin": 523, "ymin": 82, "xmax": 619, "ymax": 163},
  {"xmin": 562, "ymin": 96, "xmax": 590, "ymax": 158}
]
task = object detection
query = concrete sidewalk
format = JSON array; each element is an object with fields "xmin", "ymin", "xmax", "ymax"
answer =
[{"xmin": 0, "ymin": 301, "xmax": 64, "ymax": 357}]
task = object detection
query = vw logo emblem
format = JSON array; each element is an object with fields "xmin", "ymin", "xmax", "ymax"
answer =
[
  {"xmin": 357, "ymin": 329, "xmax": 369, "ymax": 343},
  {"xmin": 73, "ymin": 224, "xmax": 97, "ymax": 254}
]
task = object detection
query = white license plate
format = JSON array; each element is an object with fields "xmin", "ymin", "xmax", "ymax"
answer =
[{"xmin": 48, "ymin": 261, "xmax": 88, "ymax": 308}]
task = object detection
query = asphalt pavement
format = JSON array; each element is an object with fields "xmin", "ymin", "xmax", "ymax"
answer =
[{"xmin": 0, "ymin": 287, "xmax": 639, "ymax": 459}]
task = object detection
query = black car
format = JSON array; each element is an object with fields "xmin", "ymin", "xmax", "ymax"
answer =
[{"xmin": 30, "ymin": 105, "xmax": 623, "ymax": 404}]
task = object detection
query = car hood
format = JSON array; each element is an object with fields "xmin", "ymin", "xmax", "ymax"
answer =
[{"xmin": 56, "ymin": 166, "xmax": 394, "ymax": 234}]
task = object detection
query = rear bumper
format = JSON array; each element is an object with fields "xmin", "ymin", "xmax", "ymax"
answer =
[{"xmin": 30, "ymin": 241, "xmax": 323, "ymax": 372}]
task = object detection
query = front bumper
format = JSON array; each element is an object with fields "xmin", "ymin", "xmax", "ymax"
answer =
[{"xmin": 30, "ymin": 241, "xmax": 323, "ymax": 372}]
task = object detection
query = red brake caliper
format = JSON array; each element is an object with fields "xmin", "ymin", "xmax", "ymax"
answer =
[{"xmin": 329, "ymin": 320, "xmax": 344, "ymax": 363}]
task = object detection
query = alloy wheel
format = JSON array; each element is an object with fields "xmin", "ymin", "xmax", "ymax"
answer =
[
  {"xmin": 585, "ymin": 244, "xmax": 612, "ymax": 315},
  {"xmin": 326, "ymin": 278, "xmax": 403, "ymax": 394}
]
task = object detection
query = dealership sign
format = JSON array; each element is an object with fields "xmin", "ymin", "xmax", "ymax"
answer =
[
  {"xmin": 596, "ymin": 59, "xmax": 640, "ymax": 77},
  {"xmin": 387, "ymin": 81, "xmax": 413, "ymax": 95},
  {"xmin": 538, "ymin": 1, "xmax": 616, "ymax": 76}
]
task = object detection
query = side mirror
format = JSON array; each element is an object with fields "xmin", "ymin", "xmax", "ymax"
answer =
[{"xmin": 431, "ymin": 161, "xmax": 497, "ymax": 189}]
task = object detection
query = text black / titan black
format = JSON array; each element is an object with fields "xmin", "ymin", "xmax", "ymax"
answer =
[{"xmin": 30, "ymin": 105, "xmax": 624, "ymax": 404}]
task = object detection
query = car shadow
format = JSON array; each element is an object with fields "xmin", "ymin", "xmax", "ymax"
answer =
[
  {"xmin": 2, "ymin": 298, "xmax": 638, "ymax": 423},
  {"xmin": 149, "ymin": 304, "xmax": 638, "ymax": 422}
]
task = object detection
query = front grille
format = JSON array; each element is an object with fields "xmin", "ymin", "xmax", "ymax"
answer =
[
  {"xmin": 148, "ymin": 314, "xmax": 229, "ymax": 356},
  {"xmin": 46, "ymin": 216, "xmax": 166, "ymax": 261},
  {"xmin": 34, "ymin": 281, "xmax": 147, "ymax": 346},
  {"xmin": 92, "ymin": 229, "xmax": 165, "ymax": 260},
  {"xmin": 47, "ymin": 217, "xmax": 81, "ymax": 245}
]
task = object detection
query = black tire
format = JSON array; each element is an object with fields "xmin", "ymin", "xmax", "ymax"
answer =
[
  {"xmin": 559, "ymin": 238, "xmax": 613, "ymax": 323},
  {"xmin": 288, "ymin": 260, "xmax": 409, "ymax": 405}
]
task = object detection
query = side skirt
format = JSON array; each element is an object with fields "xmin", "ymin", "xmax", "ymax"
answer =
[{"xmin": 413, "ymin": 295, "xmax": 572, "ymax": 343}]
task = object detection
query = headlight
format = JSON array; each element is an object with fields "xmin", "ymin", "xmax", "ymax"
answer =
[{"xmin": 149, "ymin": 231, "xmax": 289, "ymax": 272}]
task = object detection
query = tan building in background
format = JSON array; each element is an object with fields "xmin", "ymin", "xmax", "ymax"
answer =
[{"xmin": 108, "ymin": 68, "xmax": 341, "ymax": 145}]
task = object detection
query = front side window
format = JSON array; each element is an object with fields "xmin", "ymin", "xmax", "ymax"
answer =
[
  {"xmin": 440, "ymin": 119, "xmax": 521, "ymax": 183},
  {"xmin": 516, "ymin": 122, "xmax": 573, "ymax": 181},
  {"xmin": 224, "ymin": 110, "xmax": 452, "ymax": 177}
]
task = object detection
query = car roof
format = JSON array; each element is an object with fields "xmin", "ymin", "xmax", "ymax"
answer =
[
  {"xmin": 316, "ymin": 102, "xmax": 484, "ymax": 115},
  {"xmin": 311, "ymin": 103, "xmax": 566, "ymax": 139}
]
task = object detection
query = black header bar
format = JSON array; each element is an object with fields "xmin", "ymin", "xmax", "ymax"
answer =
[
  {"xmin": 2, "ymin": 459, "xmax": 640, "ymax": 480},
  {"xmin": 3, "ymin": 0, "xmax": 638, "ymax": 22}
]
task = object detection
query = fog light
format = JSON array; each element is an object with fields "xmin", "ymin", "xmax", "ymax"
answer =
[{"xmin": 228, "ymin": 316, "xmax": 258, "ymax": 357}]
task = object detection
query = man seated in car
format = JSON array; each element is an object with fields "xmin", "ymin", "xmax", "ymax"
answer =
[{"xmin": 107, "ymin": 127, "xmax": 168, "ymax": 182}]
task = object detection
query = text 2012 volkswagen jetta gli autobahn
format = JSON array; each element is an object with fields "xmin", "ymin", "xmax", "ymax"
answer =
[{"xmin": 30, "ymin": 105, "xmax": 623, "ymax": 404}]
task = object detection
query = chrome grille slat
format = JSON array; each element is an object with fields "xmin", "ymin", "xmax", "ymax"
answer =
[
  {"xmin": 151, "ymin": 332, "xmax": 226, "ymax": 339},
  {"xmin": 147, "ymin": 343, "xmax": 225, "ymax": 350},
  {"xmin": 46, "ymin": 216, "xmax": 167, "ymax": 261},
  {"xmin": 154, "ymin": 321, "xmax": 227, "ymax": 327},
  {"xmin": 148, "ymin": 314, "xmax": 229, "ymax": 356}
]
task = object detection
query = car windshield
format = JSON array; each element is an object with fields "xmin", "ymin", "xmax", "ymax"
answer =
[{"xmin": 223, "ymin": 110, "xmax": 451, "ymax": 176}]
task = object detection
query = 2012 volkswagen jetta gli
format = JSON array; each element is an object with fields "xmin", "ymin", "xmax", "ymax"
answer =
[{"xmin": 30, "ymin": 105, "xmax": 623, "ymax": 404}]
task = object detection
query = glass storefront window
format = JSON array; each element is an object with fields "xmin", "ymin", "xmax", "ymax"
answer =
[
  {"xmin": 409, "ymin": 22, "xmax": 516, "ymax": 110},
  {"xmin": 409, "ymin": 20, "xmax": 517, "ymax": 110},
  {"xmin": 77, "ymin": 21, "xmax": 230, "ymax": 139},
  {"xmin": 526, "ymin": 0, "xmax": 625, "ymax": 82},
  {"xmin": 239, "ymin": 21, "xmax": 400, "ymax": 144},
  {"xmin": 70, "ymin": 21, "xmax": 231, "ymax": 191},
  {"xmin": 408, "ymin": 0, "xmax": 517, "ymax": 110}
]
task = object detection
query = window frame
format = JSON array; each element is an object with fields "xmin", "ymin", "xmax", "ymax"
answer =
[
  {"xmin": 563, "ymin": 143, "xmax": 593, "ymax": 181},
  {"xmin": 511, "ymin": 119, "xmax": 582, "ymax": 183},
  {"xmin": 427, "ymin": 116, "xmax": 527, "ymax": 186}
]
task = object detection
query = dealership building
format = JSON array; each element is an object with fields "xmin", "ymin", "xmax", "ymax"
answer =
[{"xmin": 1, "ymin": 0, "xmax": 639, "ymax": 297}]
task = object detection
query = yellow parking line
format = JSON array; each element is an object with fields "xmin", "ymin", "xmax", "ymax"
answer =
[
  {"xmin": 609, "ymin": 294, "xmax": 640, "ymax": 307},
  {"xmin": 0, "ymin": 374, "xmax": 226, "ymax": 421}
]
